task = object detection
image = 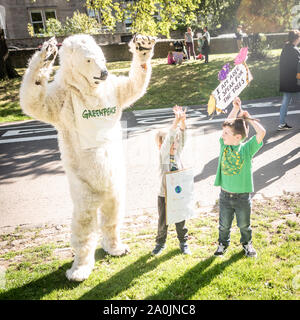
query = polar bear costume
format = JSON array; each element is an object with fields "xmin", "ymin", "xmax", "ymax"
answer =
[{"xmin": 20, "ymin": 34, "xmax": 155, "ymax": 281}]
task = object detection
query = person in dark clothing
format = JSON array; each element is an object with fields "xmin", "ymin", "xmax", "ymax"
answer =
[
  {"xmin": 235, "ymin": 25, "xmax": 243, "ymax": 51},
  {"xmin": 278, "ymin": 30, "xmax": 300, "ymax": 130},
  {"xmin": 202, "ymin": 36, "xmax": 209, "ymax": 63},
  {"xmin": 0, "ymin": 28, "xmax": 20, "ymax": 79}
]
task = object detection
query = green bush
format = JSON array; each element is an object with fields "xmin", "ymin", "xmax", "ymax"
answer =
[
  {"xmin": 248, "ymin": 33, "xmax": 270, "ymax": 61},
  {"xmin": 64, "ymin": 11, "xmax": 101, "ymax": 35},
  {"xmin": 44, "ymin": 18, "xmax": 64, "ymax": 37}
]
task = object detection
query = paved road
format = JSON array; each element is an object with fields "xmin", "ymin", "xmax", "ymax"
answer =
[{"xmin": 0, "ymin": 97, "xmax": 299, "ymax": 230}]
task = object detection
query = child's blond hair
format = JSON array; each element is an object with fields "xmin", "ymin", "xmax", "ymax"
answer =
[
  {"xmin": 155, "ymin": 129, "xmax": 180, "ymax": 147},
  {"xmin": 155, "ymin": 129, "xmax": 168, "ymax": 147}
]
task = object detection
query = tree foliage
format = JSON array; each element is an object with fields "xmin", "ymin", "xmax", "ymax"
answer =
[
  {"xmin": 192, "ymin": 0, "xmax": 242, "ymax": 33},
  {"xmin": 29, "ymin": 0, "xmax": 296, "ymax": 37},
  {"xmin": 64, "ymin": 10, "xmax": 101, "ymax": 34},
  {"xmin": 237, "ymin": 0, "xmax": 295, "ymax": 33},
  {"xmin": 87, "ymin": 0, "xmax": 203, "ymax": 37}
]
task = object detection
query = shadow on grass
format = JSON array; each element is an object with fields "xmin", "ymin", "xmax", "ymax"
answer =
[
  {"xmin": 0, "ymin": 249, "xmax": 179, "ymax": 300},
  {"xmin": 145, "ymin": 251, "xmax": 244, "ymax": 300},
  {"xmin": 78, "ymin": 249, "xmax": 180, "ymax": 300},
  {"xmin": 0, "ymin": 261, "xmax": 78, "ymax": 300}
]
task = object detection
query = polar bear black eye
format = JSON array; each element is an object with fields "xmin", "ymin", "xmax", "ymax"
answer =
[{"xmin": 87, "ymin": 59, "xmax": 90, "ymax": 63}]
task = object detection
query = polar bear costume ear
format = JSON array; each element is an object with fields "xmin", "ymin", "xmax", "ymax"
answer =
[
  {"xmin": 58, "ymin": 36, "xmax": 76, "ymax": 68},
  {"xmin": 59, "ymin": 34, "xmax": 105, "ymax": 68}
]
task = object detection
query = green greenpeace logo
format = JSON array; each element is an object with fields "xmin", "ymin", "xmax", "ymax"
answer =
[{"xmin": 82, "ymin": 107, "xmax": 117, "ymax": 119}]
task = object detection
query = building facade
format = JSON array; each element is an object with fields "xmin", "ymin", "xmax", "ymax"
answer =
[{"xmin": 0, "ymin": 0, "xmax": 127, "ymax": 40}]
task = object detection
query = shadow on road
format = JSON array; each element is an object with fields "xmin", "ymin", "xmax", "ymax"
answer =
[
  {"xmin": 0, "ymin": 139, "xmax": 63, "ymax": 184},
  {"xmin": 254, "ymin": 147, "xmax": 300, "ymax": 193}
]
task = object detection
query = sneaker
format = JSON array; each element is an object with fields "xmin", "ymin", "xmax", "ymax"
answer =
[
  {"xmin": 277, "ymin": 123, "xmax": 292, "ymax": 131},
  {"xmin": 179, "ymin": 242, "xmax": 191, "ymax": 255},
  {"xmin": 243, "ymin": 242, "xmax": 257, "ymax": 258},
  {"xmin": 214, "ymin": 243, "xmax": 228, "ymax": 256},
  {"xmin": 151, "ymin": 243, "xmax": 166, "ymax": 256}
]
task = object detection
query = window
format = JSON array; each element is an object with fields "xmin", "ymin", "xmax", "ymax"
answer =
[
  {"xmin": 29, "ymin": 9, "xmax": 57, "ymax": 35},
  {"xmin": 30, "ymin": 10, "xmax": 44, "ymax": 34},
  {"xmin": 124, "ymin": 17, "xmax": 132, "ymax": 32},
  {"xmin": 45, "ymin": 10, "xmax": 56, "ymax": 20},
  {"xmin": 87, "ymin": 7, "xmax": 101, "ymax": 23}
]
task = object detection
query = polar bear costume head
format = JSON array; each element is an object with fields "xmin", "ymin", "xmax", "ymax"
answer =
[{"xmin": 57, "ymin": 34, "xmax": 109, "ymax": 90}]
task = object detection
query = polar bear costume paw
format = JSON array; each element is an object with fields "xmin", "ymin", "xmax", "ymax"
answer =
[
  {"xmin": 34, "ymin": 37, "xmax": 58, "ymax": 85},
  {"xmin": 129, "ymin": 34, "xmax": 156, "ymax": 63},
  {"xmin": 101, "ymin": 240, "xmax": 130, "ymax": 256},
  {"xmin": 66, "ymin": 263, "xmax": 94, "ymax": 282}
]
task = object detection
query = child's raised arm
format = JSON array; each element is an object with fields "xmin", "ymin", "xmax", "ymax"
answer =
[
  {"xmin": 227, "ymin": 97, "xmax": 242, "ymax": 121},
  {"xmin": 180, "ymin": 107, "xmax": 187, "ymax": 131},
  {"xmin": 172, "ymin": 105, "xmax": 182, "ymax": 130},
  {"xmin": 242, "ymin": 110, "xmax": 266, "ymax": 144}
]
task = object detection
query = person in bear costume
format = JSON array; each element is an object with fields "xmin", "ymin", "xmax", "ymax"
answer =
[{"xmin": 20, "ymin": 34, "xmax": 156, "ymax": 281}]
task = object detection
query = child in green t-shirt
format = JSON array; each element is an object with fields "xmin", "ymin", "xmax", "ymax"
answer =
[{"xmin": 214, "ymin": 97, "xmax": 266, "ymax": 258}]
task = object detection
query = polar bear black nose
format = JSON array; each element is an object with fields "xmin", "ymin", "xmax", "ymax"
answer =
[{"xmin": 100, "ymin": 70, "xmax": 108, "ymax": 80}]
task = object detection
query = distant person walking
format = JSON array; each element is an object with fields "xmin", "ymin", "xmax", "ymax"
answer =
[
  {"xmin": 202, "ymin": 27, "xmax": 210, "ymax": 63},
  {"xmin": 202, "ymin": 36, "xmax": 210, "ymax": 63},
  {"xmin": 185, "ymin": 27, "xmax": 196, "ymax": 60},
  {"xmin": 203, "ymin": 27, "xmax": 210, "ymax": 45},
  {"xmin": 278, "ymin": 30, "xmax": 300, "ymax": 130},
  {"xmin": 235, "ymin": 25, "xmax": 243, "ymax": 51}
]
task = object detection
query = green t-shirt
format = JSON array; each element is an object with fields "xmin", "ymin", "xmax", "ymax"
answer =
[{"xmin": 214, "ymin": 135, "xmax": 263, "ymax": 193}]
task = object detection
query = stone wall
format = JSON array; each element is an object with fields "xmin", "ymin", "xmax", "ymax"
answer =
[{"xmin": 9, "ymin": 33, "xmax": 288, "ymax": 68}]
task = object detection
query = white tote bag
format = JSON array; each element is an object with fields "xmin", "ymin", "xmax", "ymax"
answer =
[{"xmin": 165, "ymin": 168, "xmax": 196, "ymax": 225}]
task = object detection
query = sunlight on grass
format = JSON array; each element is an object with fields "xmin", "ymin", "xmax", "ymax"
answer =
[
  {"xmin": 0, "ymin": 50, "xmax": 282, "ymax": 123},
  {"xmin": 0, "ymin": 194, "xmax": 299, "ymax": 300}
]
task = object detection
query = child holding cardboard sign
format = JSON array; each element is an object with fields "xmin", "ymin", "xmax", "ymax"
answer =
[
  {"xmin": 214, "ymin": 97, "xmax": 266, "ymax": 258},
  {"xmin": 152, "ymin": 106, "xmax": 191, "ymax": 256}
]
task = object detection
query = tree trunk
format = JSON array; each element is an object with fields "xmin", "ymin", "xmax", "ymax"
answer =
[{"xmin": 0, "ymin": 28, "xmax": 20, "ymax": 80}]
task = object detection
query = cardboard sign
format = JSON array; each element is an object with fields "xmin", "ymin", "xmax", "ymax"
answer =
[
  {"xmin": 165, "ymin": 168, "xmax": 196, "ymax": 225},
  {"xmin": 212, "ymin": 63, "xmax": 253, "ymax": 111}
]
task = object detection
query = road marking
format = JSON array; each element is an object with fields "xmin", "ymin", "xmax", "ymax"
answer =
[
  {"xmin": 0, "ymin": 135, "xmax": 58, "ymax": 144},
  {"xmin": 0, "ymin": 123, "xmax": 50, "ymax": 130},
  {"xmin": 2, "ymin": 128, "xmax": 55, "ymax": 137},
  {"xmin": 243, "ymin": 102, "xmax": 282, "ymax": 109}
]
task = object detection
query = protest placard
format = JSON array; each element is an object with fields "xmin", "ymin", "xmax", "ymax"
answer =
[
  {"xmin": 165, "ymin": 168, "xmax": 196, "ymax": 225},
  {"xmin": 212, "ymin": 63, "xmax": 253, "ymax": 111},
  {"xmin": 207, "ymin": 48, "xmax": 253, "ymax": 115}
]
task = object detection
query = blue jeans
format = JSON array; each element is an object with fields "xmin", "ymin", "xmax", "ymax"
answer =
[
  {"xmin": 280, "ymin": 92, "xmax": 300, "ymax": 125},
  {"xmin": 218, "ymin": 189, "xmax": 252, "ymax": 246}
]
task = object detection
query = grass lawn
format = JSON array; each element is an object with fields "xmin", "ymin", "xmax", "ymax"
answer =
[
  {"xmin": 0, "ymin": 50, "xmax": 282, "ymax": 123},
  {"xmin": 0, "ymin": 194, "xmax": 299, "ymax": 300}
]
